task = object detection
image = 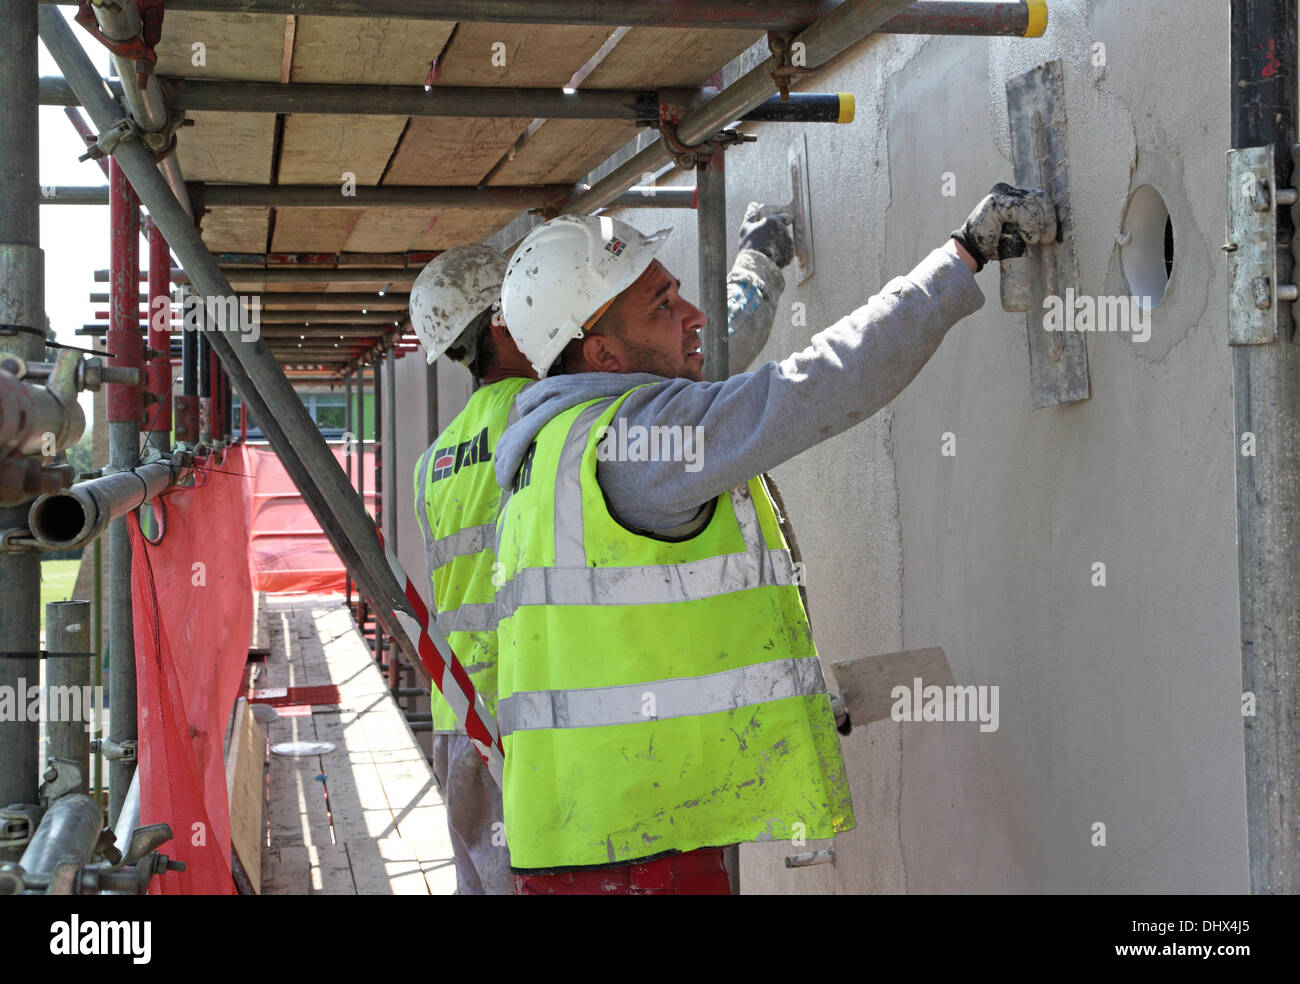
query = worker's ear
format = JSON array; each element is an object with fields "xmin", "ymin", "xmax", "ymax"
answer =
[{"xmin": 579, "ymin": 331, "xmax": 623, "ymax": 373}]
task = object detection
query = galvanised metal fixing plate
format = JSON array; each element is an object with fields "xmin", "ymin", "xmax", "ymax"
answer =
[
  {"xmin": 1006, "ymin": 60, "xmax": 1091, "ymax": 408},
  {"xmin": 1226, "ymin": 145, "xmax": 1281, "ymax": 345}
]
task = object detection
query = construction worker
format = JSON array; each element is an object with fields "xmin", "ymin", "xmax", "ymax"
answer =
[
  {"xmin": 409, "ymin": 216, "xmax": 799, "ymax": 894},
  {"xmin": 410, "ymin": 245, "xmax": 534, "ymax": 895},
  {"xmin": 491, "ymin": 185, "xmax": 1055, "ymax": 894}
]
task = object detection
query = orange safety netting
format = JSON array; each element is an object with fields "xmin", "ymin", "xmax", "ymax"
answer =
[
  {"xmin": 129, "ymin": 443, "xmax": 377, "ymax": 893},
  {"xmin": 129, "ymin": 447, "xmax": 253, "ymax": 895},
  {"xmin": 243, "ymin": 443, "xmax": 375, "ymax": 594}
]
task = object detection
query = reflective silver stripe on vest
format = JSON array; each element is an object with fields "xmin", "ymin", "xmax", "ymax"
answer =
[
  {"xmin": 426, "ymin": 523, "xmax": 495, "ymax": 571},
  {"xmin": 494, "ymin": 397, "xmax": 795, "ymax": 619},
  {"xmin": 553, "ymin": 399, "xmax": 615, "ymax": 568},
  {"xmin": 435, "ymin": 602, "xmax": 497, "ymax": 635},
  {"xmin": 497, "ymin": 656, "xmax": 827, "ymax": 737},
  {"xmin": 495, "ymin": 545, "xmax": 796, "ymax": 615},
  {"xmin": 414, "ymin": 444, "xmax": 438, "ymax": 572}
]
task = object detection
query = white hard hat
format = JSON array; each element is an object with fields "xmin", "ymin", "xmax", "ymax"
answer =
[
  {"xmin": 408, "ymin": 244, "xmax": 508, "ymax": 366},
  {"xmin": 501, "ymin": 215, "xmax": 671, "ymax": 378}
]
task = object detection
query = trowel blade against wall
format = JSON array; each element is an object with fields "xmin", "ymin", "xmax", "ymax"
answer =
[
  {"xmin": 1004, "ymin": 58, "xmax": 1090, "ymax": 408},
  {"xmin": 786, "ymin": 131, "xmax": 815, "ymax": 284},
  {"xmin": 830, "ymin": 647, "xmax": 955, "ymax": 725}
]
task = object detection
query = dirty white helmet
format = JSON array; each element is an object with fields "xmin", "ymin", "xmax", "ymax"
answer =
[
  {"xmin": 409, "ymin": 244, "xmax": 508, "ymax": 367},
  {"xmin": 501, "ymin": 215, "xmax": 671, "ymax": 377}
]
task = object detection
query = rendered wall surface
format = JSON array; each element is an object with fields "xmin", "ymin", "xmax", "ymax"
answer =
[
  {"xmin": 383, "ymin": 0, "xmax": 1246, "ymax": 893},
  {"xmin": 611, "ymin": 0, "xmax": 1247, "ymax": 893}
]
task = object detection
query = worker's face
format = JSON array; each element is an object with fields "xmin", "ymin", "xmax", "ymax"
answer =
[{"xmin": 601, "ymin": 260, "xmax": 707, "ymax": 381}]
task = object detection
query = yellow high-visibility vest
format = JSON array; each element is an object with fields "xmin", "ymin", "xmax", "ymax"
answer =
[
  {"xmin": 495, "ymin": 388, "xmax": 855, "ymax": 869},
  {"xmin": 413, "ymin": 376, "xmax": 530, "ymax": 732}
]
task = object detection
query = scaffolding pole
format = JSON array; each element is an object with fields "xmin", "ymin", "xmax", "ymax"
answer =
[
  {"xmin": 45, "ymin": 2, "xmax": 441, "ymax": 686},
  {"xmin": 384, "ymin": 348, "xmax": 398, "ymax": 555},
  {"xmin": 36, "ymin": 0, "xmax": 1044, "ymax": 34},
  {"xmin": 198, "ymin": 332, "xmax": 212, "ymax": 445},
  {"xmin": 146, "ymin": 223, "xmax": 173, "ymax": 453},
  {"xmin": 565, "ymin": 0, "xmax": 916, "ymax": 216},
  {"xmin": 374, "ymin": 354, "xmax": 388, "ymax": 682},
  {"xmin": 344, "ymin": 369, "xmax": 353, "ymax": 612},
  {"xmin": 0, "ymin": 0, "xmax": 44, "ymax": 855},
  {"xmin": 1230, "ymin": 0, "xmax": 1300, "ymax": 895},
  {"xmin": 45, "ymin": 601, "xmax": 92, "ymax": 794},
  {"xmin": 696, "ymin": 152, "xmax": 729, "ymax": 382},
  {"xmin": 107, "ymin": 157, "xmax": 141, "ymax": 828},
  {"xmin": 357, "ymin": 359, "xmax": 368, "ymax": 630}
]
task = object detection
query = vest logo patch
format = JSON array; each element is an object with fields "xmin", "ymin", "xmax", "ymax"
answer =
[
  {"xmin": 604, "ymin": 237, "xmax": 626, "ymax": 257},
  {"xmin": 512, "ymin": 441, "xmax": 537, "ymax": 493},
  {"xmin": 431, "ymin": 426, "xmax": 492, "ymax": 483}
]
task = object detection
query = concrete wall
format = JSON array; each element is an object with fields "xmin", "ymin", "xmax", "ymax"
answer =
[
  {"xmin": 384, "ymin": 0, "xmax": 1247, "ymax": 892},
  {"xmin": 607, "ymin": 0, "xmax": 1247, "ymax": 893}
]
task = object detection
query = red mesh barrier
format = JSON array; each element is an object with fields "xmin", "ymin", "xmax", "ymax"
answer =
[
  {"xmin": 129, "ymin": 448, "xmax": 253, "ymax": 895},
  {"xmin": 242, "ymin": 443, "xmax": 375, "ymax": 594}
]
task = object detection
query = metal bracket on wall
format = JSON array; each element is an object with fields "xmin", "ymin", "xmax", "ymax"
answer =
[
  {"xmin": 1224, "ymin": 145, "xmax": 1298, "ymax": 345},
  {"xmin": 1005, "ymin": 60, "xmax": 1090, "ymax": 409}
]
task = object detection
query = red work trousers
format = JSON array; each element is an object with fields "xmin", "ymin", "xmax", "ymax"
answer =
[{"xmin": 513, "ymin": 847, "xmax": 732, "ymax": 895}]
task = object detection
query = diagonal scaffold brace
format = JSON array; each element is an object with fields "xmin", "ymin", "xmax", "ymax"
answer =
[{"xmin": 37, "ymin": 8, "xmax": 505, "ymax": 786}]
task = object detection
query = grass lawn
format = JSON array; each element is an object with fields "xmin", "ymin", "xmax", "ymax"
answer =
[{"xmin": 39, "ymin": 558, "xmax": 82, "ymax": 634}]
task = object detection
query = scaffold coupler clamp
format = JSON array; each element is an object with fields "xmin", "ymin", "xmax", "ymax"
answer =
[
  {"xmin": 78, "ymin": 116, "xmax": 142, "ymax": 163},
  {"xmin": 767, "ymin": 31, "xmax": 813, "ymax": 102},
  {"xmin": 0, "ymin": 527, "xmax": 42, "ymax": 552},
  {"xmin": 74, "ymin": 0, "xmax": 165, "ymax": 90},
  {"xmin": 90, "ymin": 736, "xmax": 137, "ymax": 763},
  {"xmin": 39, "ymin": 758, "xmax": 87, "ymax": 806},
  {"xmin": 658, "ymin": 125, "xmax": 756, "ymax": 171},
  {"xmin": 0, "ymin": 803, "xmax": 42, "ymax": 853}
]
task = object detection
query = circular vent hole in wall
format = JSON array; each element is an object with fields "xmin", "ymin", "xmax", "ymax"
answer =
[{"xmin": 1120, "ymin": 185, "xmax": 1173, "ymax": 310}]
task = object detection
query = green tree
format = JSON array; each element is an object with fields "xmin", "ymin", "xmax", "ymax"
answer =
[{"xmin": 64, "ymin": 429, "xmax": 94, "ymax": 477}]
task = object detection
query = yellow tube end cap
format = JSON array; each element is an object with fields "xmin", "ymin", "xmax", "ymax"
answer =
[
  {"xmin": 1024, "ymin": 0, "xmax": 1048, "ymax": 38},
  {"xmin": 837, "ymin": 92, "xmax": 855, "ymax": 124}
]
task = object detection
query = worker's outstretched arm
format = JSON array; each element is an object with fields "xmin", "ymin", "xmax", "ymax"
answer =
[
  {"xmin": 602, "ymin": 240, "xmax": 983, "ymax": 530},
  {"xmin": 591, "ymin": 186, "xmax": 1051, "ymax": 531},
  {"xmin": 726, "ymin": 203, "xmax": 793, "ymax": 372}
]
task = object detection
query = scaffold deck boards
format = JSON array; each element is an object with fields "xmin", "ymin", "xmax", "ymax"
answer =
[{"xmin": 258, "ymin": 593, "xmax": 455, "ymax": 895}]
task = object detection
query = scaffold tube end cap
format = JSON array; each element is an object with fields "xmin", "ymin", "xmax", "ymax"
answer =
[
  {"xmin": 1024, "ymin": 0, "xmax": 1048, "ymax": 38},
  {"xmin": 837, "ymin": 93, "xmax": 855, "ymax": 124}
]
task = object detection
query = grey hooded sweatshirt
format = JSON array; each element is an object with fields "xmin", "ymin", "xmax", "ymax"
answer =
[{"xmin": 493, "ymin": 246, "xmax": 984, "ymax": 533}]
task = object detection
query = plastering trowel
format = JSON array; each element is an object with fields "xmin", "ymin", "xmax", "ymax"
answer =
[
  {"xmin": 1003, "ymin": 58, "xmax": 1089, "ymax": 408},
  {"xmin": 785, "ymin": 131, "xmax": 815, "ymax": 285},
  {"xmin": 829, "ymin": 647, "xmax": 955, "ymax": 726}
]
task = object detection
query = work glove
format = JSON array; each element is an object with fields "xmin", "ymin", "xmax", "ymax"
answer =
[
  {"xmin": 950, "ymin": 182, "xmax": 1057, "ymax": 273},
  {"xmin": 737, "ymin": 202, "xmax": 795, "ymax": 269}
]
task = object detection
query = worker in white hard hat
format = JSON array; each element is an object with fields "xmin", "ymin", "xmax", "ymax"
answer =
[
  {"xmin": 409, "ymin": 244, "xmax": 535, "ymax": 895},
  {"xmin": 491, "ymin": 185, "xmax": 1055, "ymax": 894},
  {"xmin": 409, "ymin": 219, "xmax": 803, "ymax": 894}
]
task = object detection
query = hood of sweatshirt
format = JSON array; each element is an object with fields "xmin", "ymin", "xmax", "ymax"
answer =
[{"xmin": 493, "ymin": 370, "xmax": 675, "ymax": 490}]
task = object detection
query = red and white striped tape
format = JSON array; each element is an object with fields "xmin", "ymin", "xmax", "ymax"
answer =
[{"xmin": 376, "ymin": 527, "xmax": 505, "ymax": 787}]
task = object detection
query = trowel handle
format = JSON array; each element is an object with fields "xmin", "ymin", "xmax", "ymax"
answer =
[{"xmin": 1000, "ymin": 253, "xmax": 1033, "ymax": 312}]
